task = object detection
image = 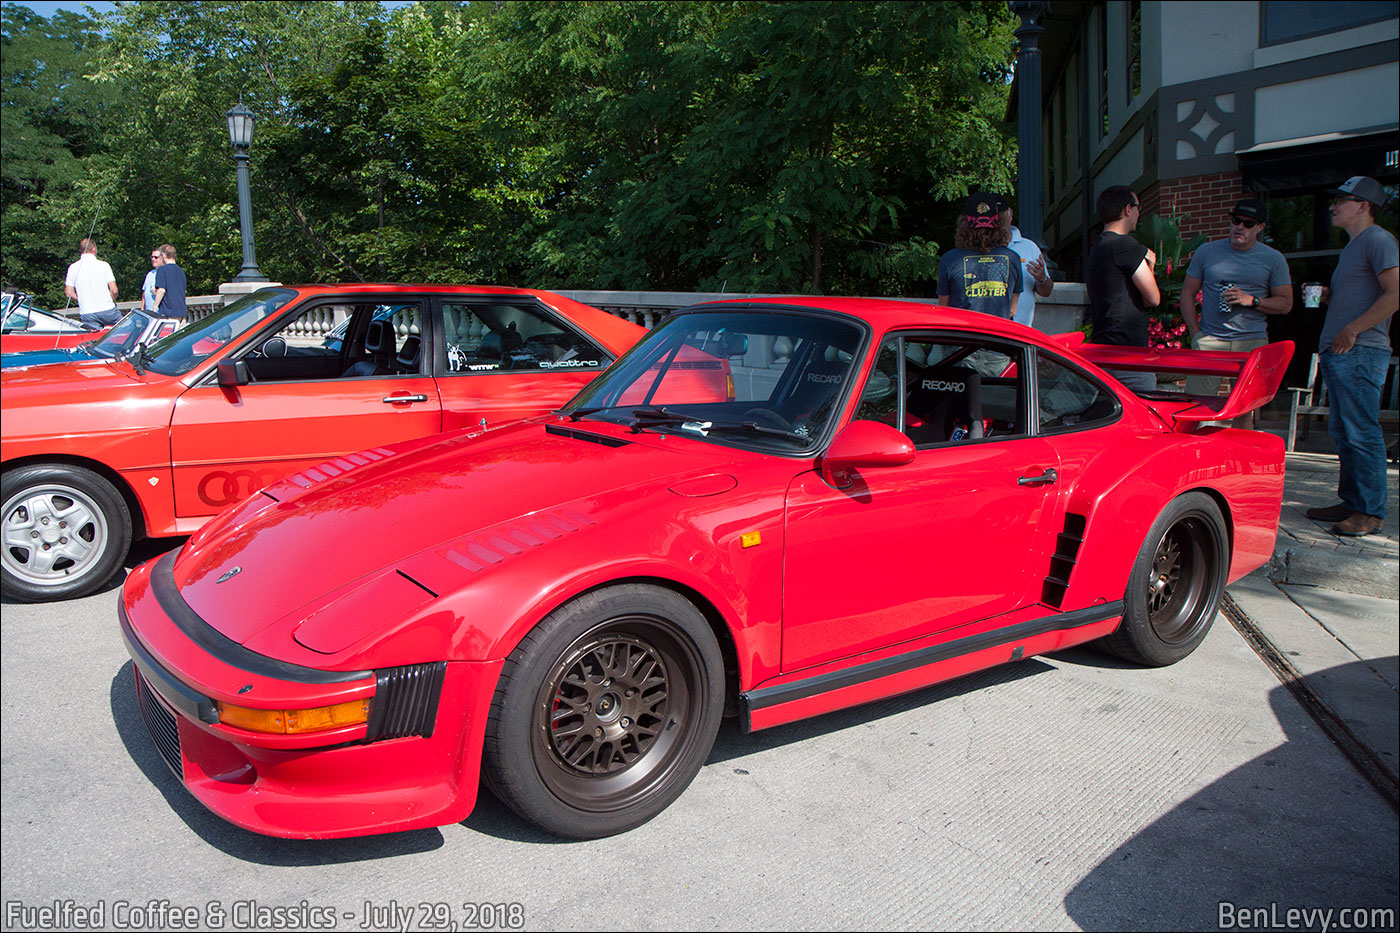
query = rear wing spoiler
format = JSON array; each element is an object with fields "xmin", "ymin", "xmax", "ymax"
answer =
[{"xmin": 1064, "ymin": 339, "xmax": 1295, "ymax": 426}]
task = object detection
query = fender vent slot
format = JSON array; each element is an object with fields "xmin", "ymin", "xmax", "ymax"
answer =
[
  {"xmin": 1042, "ymin": 512, "xmax": 1087, "ymax": 607},
  {"xmin": 545, "ymin": 424, "xmax": 631, "ymax": 447},
  {"xmin": 366, "ymin": 661, "xmax": 447, "ymax": 741}
]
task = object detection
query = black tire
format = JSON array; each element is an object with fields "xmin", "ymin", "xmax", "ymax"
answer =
[
  {"xmin": 482, "ymin": 584, "xmax": 724, "ymax": 839},
  {"xmin": 1102, "ymin": 492, "xmax": 1228, "ymax": 667},
  {"xmin": 1, "ymin": 463, "xmax": 133, "ymax": 603}
]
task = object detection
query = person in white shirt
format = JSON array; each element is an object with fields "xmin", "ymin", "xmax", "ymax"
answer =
[
  {"xmin": 64, "ymin": 238, "xmax": 120, "ymax": 327},
  {"xmin": 1001, "ymin": 205, "xmax": 1054, "ymax": 327}
]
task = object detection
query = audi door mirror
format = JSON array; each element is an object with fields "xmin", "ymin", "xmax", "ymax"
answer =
[{"xmin": 216, "ymin": 359, "xmax": 251, "ymax": 387}]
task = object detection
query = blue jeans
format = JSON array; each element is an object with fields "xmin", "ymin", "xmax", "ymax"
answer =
[
  {"xmin": 1321, "ymin": 346, "xmax": 1390, "ymax": 519},
  {"xmin": 79, "ymin": 308, "xmax": 122, "ymax": 327}
]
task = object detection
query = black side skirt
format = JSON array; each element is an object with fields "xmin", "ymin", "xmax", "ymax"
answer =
[{"xmin": 739, "ymin": 601, "xmax": 1124, "ymax": 731}]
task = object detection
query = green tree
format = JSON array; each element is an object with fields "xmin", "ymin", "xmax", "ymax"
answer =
[{"xmin": 1, "ymin": 3, "xmax": 116, "ymax": 307}]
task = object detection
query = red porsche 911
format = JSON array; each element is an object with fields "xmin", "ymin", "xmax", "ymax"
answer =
[
  {"xmin": 2, "ymin": 284, "xmax": 644, "ymax": 602},
  {"xmin": 119, "ymin": 297, "xmax": 1292, "ymax": 840}
]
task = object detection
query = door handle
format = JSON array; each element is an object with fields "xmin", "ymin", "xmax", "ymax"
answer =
[
  {"xmin": 1017, "ymin": 468, "xmax": 1058, "ymax": 486},
  {"xmin": 382, "ymin": 394, "xmax": 429, "ymax": 404}
]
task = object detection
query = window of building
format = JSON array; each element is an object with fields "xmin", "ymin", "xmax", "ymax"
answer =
[
  {"xmin": 1098, "ymin": 4, "xmax": 1109, "ymax": 138},
  {"xmin": 1126, "ymin": 0, "xmax": 1142, "ymax": 104},
  {"xmin": 1261, "ymin": 0, "xmax": 1396, "ymax": 46}
]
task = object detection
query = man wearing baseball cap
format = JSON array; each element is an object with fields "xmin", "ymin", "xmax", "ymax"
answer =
[
  {"xmin": 1304, "ymin": 176, "xmax": 1398, "ymax": 537},
  {"xmin": 1179, "ymin": 197, "xmax": 1293, "ymax": 407},
  {"xmin": 936, "ymin": 191, "xmax": 1023, "ymax": 321}
]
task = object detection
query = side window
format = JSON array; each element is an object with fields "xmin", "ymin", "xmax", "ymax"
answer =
[
  {"xmin": 856, "ymin": 335, "xmax": 1027, "ymax": 447},
  {"xmin": 441, "ymin": 302, "xmax": 606, "ymax": 375},
  {"xmin": 245, "ymin": 302, "xmax": 422, "ymax": 382},
  {"xmin": 1036, "ymin": 350, "xmax": 1121, "ymax": 432}
]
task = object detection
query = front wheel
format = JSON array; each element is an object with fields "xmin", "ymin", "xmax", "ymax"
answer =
[
  {"xmin": 1, "ymin": 463, "xmax": 132, "ymax": 603},
  {"xmin": 482, "ymin": 584, "xmax": 724, "ymax": 838},
  {"xmin": 1101, "ymin": 492, "xmax": 1228, "ymax": 667}
]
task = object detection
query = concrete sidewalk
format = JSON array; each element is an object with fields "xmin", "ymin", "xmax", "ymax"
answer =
[{"xmin": 1224, "ymin": 449, "xmax": 1399, "ymax": 802}]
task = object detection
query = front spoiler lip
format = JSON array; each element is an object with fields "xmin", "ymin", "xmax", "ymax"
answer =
[{"xmin": 120, "ymin": 603, "xmax": 219, "ymax": 725}]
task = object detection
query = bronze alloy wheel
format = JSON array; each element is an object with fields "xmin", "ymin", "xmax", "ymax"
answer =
[
  {"xmin": 483, "ymin": 584, "xmax": 724, "ymax": 838},
  {"xmin": 1102, "ymin": 492, "xmax": 1228, "ymax": 667},
  {"xmin": 532, "ymin": 617, "xmax": 702, "ymax": 813},
  {"xmin": 1145, "ymin": 517, "xmax": 1215, "ymax": 646}
]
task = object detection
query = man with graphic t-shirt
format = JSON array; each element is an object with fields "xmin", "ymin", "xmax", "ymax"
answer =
[
  {"xmin": 1085, "ymin": 186, "xmax": 1160, "ymax": 393},
  {"xmin": 936, "ymin": 191, "xmax": 1023, "ymax": 321}
]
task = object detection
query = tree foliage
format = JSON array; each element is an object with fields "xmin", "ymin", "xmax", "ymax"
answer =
[{"xmin": 1, "ymin": 0, "xmax": 1016, "ymax": 307}]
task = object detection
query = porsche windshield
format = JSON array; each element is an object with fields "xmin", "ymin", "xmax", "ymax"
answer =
[
  {"xmin": 567, "ymin": 309, "xmax": 864, "ymax": 450},
  {"xmin": 139, "ymin": 288, "xmax": 297, "ymax": 376}
]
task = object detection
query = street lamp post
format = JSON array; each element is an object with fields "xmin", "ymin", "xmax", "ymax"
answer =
[
  {"xmin": 226, "ymin": 100, "xmax": 267, "ymax": 282},
  {"xmin": 1009, "ymin": 0, "xmax": 1049, "ymax": 246}
]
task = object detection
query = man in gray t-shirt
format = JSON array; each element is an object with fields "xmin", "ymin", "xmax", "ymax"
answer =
[
  {"xmin": 1302, "ymin": 176, "xmax": 1399, "ymax": 538},
  {"xmin": 1180, "ymin": 198, "xmax": 1292, "ymax": 404}
]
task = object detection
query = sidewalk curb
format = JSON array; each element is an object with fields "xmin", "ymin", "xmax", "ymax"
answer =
[{"xmin": 1222, "ymin": 592, "xmax": 1399, "ymax": 811}]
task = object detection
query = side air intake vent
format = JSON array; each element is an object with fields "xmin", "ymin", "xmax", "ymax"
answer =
[
  {"xmin": 366, "ymin": 662, "xmax": 446, "ymax": 741},
  {"xmin": 1042, "ymin": 513, "xmax": 1087, "ymax": 607}
]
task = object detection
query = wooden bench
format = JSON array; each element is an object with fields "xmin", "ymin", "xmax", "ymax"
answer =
[{"xmin": 1287, "ymin": 352, "xmax": 1400, "ymax": 451}]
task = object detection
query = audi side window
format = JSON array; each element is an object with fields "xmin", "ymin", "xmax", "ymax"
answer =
[
  {"xmin": 1036, "ymin": 350, "xmax": 1121, "ymax": 432},
  {"xmin": 440, "ymin": 302, "xmax": 606, "ymax": 376},
  {"xmin": 857, "ymin": 336, "xmax": 1026, "ymax": 447}
]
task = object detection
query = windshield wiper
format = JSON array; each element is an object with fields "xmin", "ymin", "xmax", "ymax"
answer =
[
  {"xmin": 673, "ymin": 418, "xmax": 809, "ymax": 442},
  {"xmin": 115, "ymin": 342, "xmax": 151, "ymax": 375}
]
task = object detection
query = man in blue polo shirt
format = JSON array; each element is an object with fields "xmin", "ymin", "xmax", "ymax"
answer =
[{"xmin": 151, "ymin": 243, "xmax": 188, "ymax": 318}]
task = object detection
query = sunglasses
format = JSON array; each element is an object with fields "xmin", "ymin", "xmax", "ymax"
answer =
[
  {"xmin": 1332, "ymin": 196, "xmax": 1367, "ymax": 206},
  {"xmin": 1230, "ymin": 216, "xmax": 1259, "ymax": 229}
]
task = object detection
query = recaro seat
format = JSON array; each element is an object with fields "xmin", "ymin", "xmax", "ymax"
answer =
[
  {"xmin": 395, "ymin": 334, "xmax": 422, "ymax": 374},
  {"xmin": 905, "ymin": 365, "xmax": 984, "ymax": 444},
  {"xmin": 343, "ymin": 319, "xmax": 396, "ymax": 377}
]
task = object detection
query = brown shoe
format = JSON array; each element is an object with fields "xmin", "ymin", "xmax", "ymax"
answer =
[
  {"xmin": 1306, "ymin": 503, "xmax": 1353, "ymax": 522},
  {"xmin": 1330, "ymin": 513, "xmax": 1383, "ymax": 537}
]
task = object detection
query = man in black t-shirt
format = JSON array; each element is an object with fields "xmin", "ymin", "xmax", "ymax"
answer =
[{"xmin": 1086, "ymin": 186, "xmax": 1160, "ymax": 392}]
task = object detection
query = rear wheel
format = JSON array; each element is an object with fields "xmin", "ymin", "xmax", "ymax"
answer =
[
  {"xmin": 1, "ymin": 463, "xmax": 132, "ymax": 603},
  {"xmin": 482, "ymin": 584, "xmax": 724, "ymax": 838},
  {"xmin": 1102, "ymin": 492, "xmax": 1228, "ymax": 667}
]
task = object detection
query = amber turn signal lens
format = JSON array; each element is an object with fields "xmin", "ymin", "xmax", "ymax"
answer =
[{"xmin": 218, "ymin": 699, "xmax": 370, "ymax": 735}]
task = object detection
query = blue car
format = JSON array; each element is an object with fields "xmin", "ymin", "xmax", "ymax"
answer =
[{"xmin": 1, "ymin": 309, "xmax": 181, "ymax": 369}]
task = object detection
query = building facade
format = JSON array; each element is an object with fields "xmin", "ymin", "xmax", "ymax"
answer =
[{"xmin": 1031, "ymin": 0, "xmax": 1398, "ymax": 372}]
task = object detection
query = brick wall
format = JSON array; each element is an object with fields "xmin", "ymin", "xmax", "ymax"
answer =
[{"xmin": 1148, "ymin": 170, "xmax": 1248, "ymax": 243}]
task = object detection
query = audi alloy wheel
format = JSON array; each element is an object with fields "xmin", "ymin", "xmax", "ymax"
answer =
[{"xmin": 1, "ymin": 463, "xmax": 132, "ymax": 603}]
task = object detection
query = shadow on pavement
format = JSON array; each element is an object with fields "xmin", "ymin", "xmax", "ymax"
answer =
[{"xmin": 1064, "ymin": 657, "xmax": 1400, "ymax": 930}]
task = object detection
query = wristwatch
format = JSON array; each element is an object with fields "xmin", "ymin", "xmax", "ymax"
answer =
[{"xmin": 1251, "ymin": 295, "xmax": 1261, "ymax": 308}]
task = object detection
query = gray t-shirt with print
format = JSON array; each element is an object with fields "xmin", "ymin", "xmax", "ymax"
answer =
[
  {"xmin": 1321, "ymin": 224, "xmax": 1400, "ymax": 352},
  {"xmin": 1184, "ymin": 238, "xmax": 1291, "ymax": 340}
]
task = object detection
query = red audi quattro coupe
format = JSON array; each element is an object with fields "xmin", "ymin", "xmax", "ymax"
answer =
[
  {"xmin": 1, "ymin": 284, "xmax": 643, "ymax": 602},
  {"xmin": 119, "ymin": 297, "xmax": 1292, "ymax": 840}
]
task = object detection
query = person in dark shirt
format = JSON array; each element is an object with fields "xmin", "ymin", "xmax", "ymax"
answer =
[
  {"xmin": 1086, "ymin": 186, "xmax": 1160, "ymax": 392},
  {"xmin": 936, "ymin": 191, "xmax": 1023, "ymax": 321},
  {"xmin": 152, "ymin": 243, "xmax": 188, "ymax": 319}
]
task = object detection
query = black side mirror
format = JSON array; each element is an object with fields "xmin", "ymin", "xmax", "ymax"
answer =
[{"xmin": 216, "ymin": 359, "xmax": 251, "ymax": 387}]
